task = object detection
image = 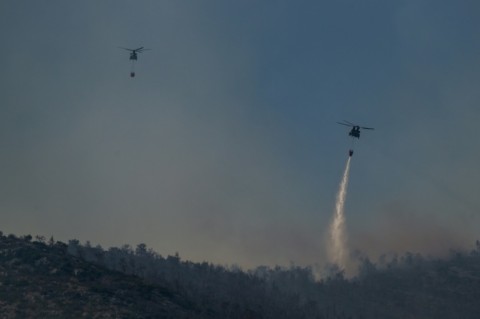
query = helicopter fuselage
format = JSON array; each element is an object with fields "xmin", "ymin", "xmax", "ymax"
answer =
[{"xmin": 348, "ymin": 126, "xmax": 361, "ymax": 138}]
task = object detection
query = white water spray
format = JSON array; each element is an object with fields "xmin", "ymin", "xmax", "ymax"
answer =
[{"xmin": 328, "ymin": 156, "xmax": 351, "ymax": 270}]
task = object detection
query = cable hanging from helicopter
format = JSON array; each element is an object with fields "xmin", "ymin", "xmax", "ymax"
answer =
[{"xmin": 119, "ymin": 47, "xmax": 151, "ymax": 78}]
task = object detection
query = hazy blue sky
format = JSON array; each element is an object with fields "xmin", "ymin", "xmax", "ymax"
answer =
[{"xmin": 1, "ymin": 0, "xmax": 479, "ymax": 268}]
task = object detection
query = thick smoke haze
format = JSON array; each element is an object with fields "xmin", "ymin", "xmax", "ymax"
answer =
[{"xmin": 1, "ymin": 1, "xmax": 479, "ymax": 269}]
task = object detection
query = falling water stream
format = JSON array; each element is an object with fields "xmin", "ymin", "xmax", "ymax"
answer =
[{"xmin": 328, "ymin": 156, "xmax": 351, "ymax": 271}]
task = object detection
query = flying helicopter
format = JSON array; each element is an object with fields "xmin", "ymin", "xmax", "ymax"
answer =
[
  {"xmin": 119, "ymin": 47, "xmax": 151, "ymax": 77},
  {"xmin": 337, "ymin": 120, "xmax": 374, "ymax": 156}
]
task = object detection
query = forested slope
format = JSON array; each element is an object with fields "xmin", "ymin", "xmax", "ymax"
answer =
[{"xmin": 1, "ymin": 231, "xmax": 480, "ymax": 318}]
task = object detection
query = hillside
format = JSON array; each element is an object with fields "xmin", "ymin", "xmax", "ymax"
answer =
[
  {"xmin": 1, "ymin": 231, "xmax": 480, "ymax": 318},
  {"xmin": 0, "ymin": 233, "xmax": 199, "ymax": 318}
]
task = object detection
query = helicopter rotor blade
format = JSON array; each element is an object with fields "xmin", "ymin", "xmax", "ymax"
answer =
[
  {"xmin": 337, "ymin": 120, "xmax": 374, "ymax": 129},
  {"xmin": 118, "ymin": 47, "xmax": 135, "ymax": 51},
  {"xmin": 338, "ymin": 120, "xmax": 354, "ymax": 126},
  {"xmin": 342, "ymin": 120, "xmax": 356, "ymax": 126}
]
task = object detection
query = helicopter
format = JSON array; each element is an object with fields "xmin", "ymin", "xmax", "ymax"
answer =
[
  {"xmin": 337, "ymin": 120, "xmax": 374, "ymax": 156},
  {"xmin": 337, "ymin": 120, "xmax": 374, "ymax": 139},
  {"xmin": 119, "ymin": 47, "xmax": 151, "ymax": 77}
]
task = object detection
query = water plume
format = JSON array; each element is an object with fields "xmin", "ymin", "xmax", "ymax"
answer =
[{"xmin": 327, "ymin": 156, "xmax": 351, "ymax": 271}]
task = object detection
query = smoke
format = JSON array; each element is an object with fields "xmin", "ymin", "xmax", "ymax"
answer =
[{"xmin": 327, "ymin": 156, "xmax": 351, "ymax": 272}]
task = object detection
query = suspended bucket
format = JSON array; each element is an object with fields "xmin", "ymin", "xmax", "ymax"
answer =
[{"xmin": 130, "ymin": 60, "xmax": 136, "ymax": 78}]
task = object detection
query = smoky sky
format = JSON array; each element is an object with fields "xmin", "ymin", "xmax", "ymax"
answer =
[{"xmin": 1, "ymin": 0, "xmax": 479, "ymax": 268}]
